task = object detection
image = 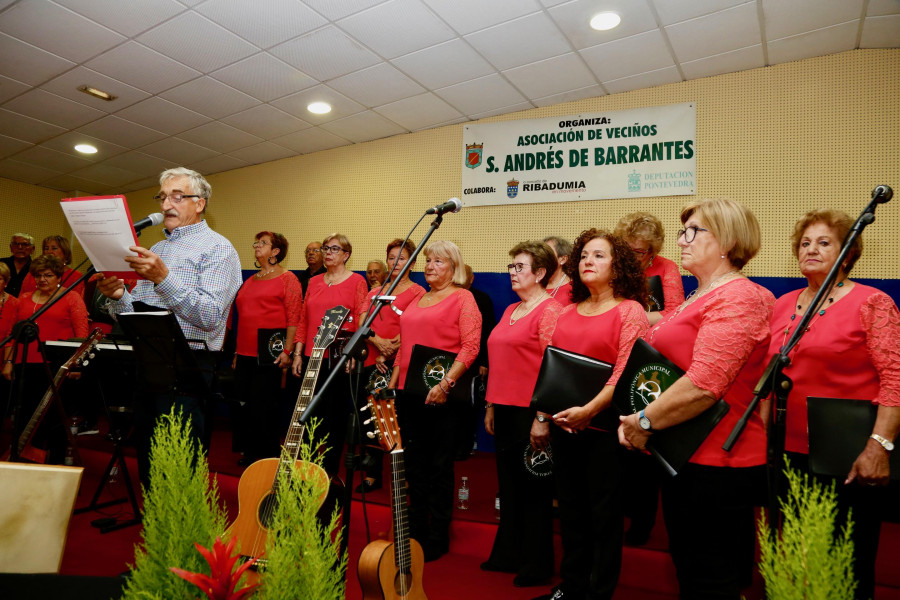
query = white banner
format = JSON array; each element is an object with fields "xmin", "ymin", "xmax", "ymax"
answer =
[{"xmin": 461, "ymin": 102, "xmax": 696, "ymax": 207}]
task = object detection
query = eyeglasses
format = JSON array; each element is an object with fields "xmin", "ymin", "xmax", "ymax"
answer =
[
  {"xmin": 322, "ymin": 245, "xmax": 345, "ymax": 255},
  {"xmin": 306, "ymin": 248, "xmax": 322, "ymax": 254},
  {"xmin": 153, "ymin": 192, "xmax": 201, "ymax": 204},
  {"xmin": 11, "ymin": 242, "xmax": 33, "ymax": 248},
  {"xmin": 629, "ymin": 247, "xmax": 650, "ymax": 256},
  {"xmin": 252, "ymin": 240, "xmax": 271, "ymax": 248},
  {"xmin": 34, "ymin": 272, "xmax": 57, "ymax": 280},
  {"xmin": 507, "ymin": 262, "xmax": 532, "ymax": 273},
  {"xmin": 677, "ymin": 226, "xmax": 710, "ymax": 243}
]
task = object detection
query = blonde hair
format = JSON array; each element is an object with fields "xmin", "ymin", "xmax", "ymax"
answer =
[
  {"xmin": 680, "ymin": 198, "xmax": 760, "ymax": 269},
  {"xmin": 424, "ymin": 240, "xmax": 467, "ymax": 286},
  {"xmin": 323, "ymin": 233, "xmax": 352, "ymax": 264},
  {"xmin": 614, "ymin": 212, "xmax": 665, "ymax": 255}
]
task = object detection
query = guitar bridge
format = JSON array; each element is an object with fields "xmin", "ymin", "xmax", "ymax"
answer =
[{"xmin": 240, "ymin": 555, "xmax": 268, "ymax": 572}]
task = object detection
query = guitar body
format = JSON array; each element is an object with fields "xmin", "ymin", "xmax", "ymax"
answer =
[{"xmin": 358, "ymin": 538, "xmax": 427, "ymax": 600}]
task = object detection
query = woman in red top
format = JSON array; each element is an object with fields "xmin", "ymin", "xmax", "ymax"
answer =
[
  {"xmin": 290, "ymin": 233, "xmax": 368, "ymax": 477},
  {"xmin": 388, "ymin": 240, "xmax": 482, "ymax": 562},
  {"xmin": 2, "ymin": 255, "xmax": 89, "ymax": 463},
  {"xmin": 20, "ymin": 236, "xmax": 85, "ymax": 299},
  {"xmin": 768, "ymin": 209, "xmax": 900, "ymax": 600},
  {"xmin": 0, "ymin": 263, "xmax": 20, "ymax": 418},
  {"xmin": 232, "ymin": 231, "xmax": 302, "ymax": 464},
  {"xmin": 530, "ymin": 230, "xmax": 648, "ymax": 600},
  {"xmin": 542, "ymin": 236, "xmax": 574, "ymax": 305},
  {"xmin": 619, "ymin": 198, "xmax": 774, "ymax": 600},
  {"xmin": 481, "ymin": 240, "xmax": 563, "ymax": 587}
]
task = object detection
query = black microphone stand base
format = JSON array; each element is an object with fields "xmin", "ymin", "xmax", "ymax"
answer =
[{"xmin": 74, "ymin": 430, "xmax": 141, "ymax": 533}]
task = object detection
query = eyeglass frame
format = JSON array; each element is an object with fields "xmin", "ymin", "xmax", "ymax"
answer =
[
  {"xmin": 11, "ymin": 241, "xmax": 34, "ymax": 248},
  {"xmin": 677, "ymin": 226, "xmax": 710, "ymax": 243},
  {"xmin": 305, "ymin": 248, "xmax": 322, "ymax": 254},
  {"xmin": 321, "ymin": 245, "xmax": 346, "ymax": 255},
  {"xmin": 252, "ymin": 240, "xmax": 271, "ymax": 248},
  {"xmin": 153, "ymin": 192, "xmax": 202, "ymax": 204},
  {"xmin": 507, "ymin": 262, "xmax": 533, "ymax": 273}
]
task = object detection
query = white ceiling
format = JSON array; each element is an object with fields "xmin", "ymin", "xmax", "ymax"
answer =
[{"xmin": 0, "ymin": 0, "xmax": 897, "ymax": 195}]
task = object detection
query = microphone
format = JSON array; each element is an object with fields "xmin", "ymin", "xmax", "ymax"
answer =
[
  {"xmin": 872, "ymin": 185, "xmax": 893, "ymax": 203},
  {"xmin": 133, "ymin": 212, "xmax": 164, "ymax": 233},
  {"xmin": 425, "ymin": 197, "xmax": 462, "ymax": 215}
]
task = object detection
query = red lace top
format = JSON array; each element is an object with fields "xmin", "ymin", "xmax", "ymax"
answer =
[
  {"xmin": 647, "ymin": 278, "xmax": 774, "ymax": 467},
  {"xmin": 394, "ymin": 288, "xmax": 482, "ymax": 391},
  {"xmin": 768, "ymin": 284, "xmax": 900, "ymax": 454},
  {"xmin": 551, "ymin": 300, "xmax": 649, "ymax": 387},
  {"xmin": 20, "ymin": 268, "xmax": 85, "ymax": 299},
  {"xmin": 0, "ymin": 293, "xmax": 19, "ymax": 340},
  {"xmin": 486, "ymin": 298, "xmax": 564, "ymax": 408},
  {"xmin": 645, "ymin": 255, "xmax": 684, "ymax": 317},
  {"xmin": 361, "ymin": 283, "xmax": 425, "ymax": 367},
  {"xmin": 295, "ymin": 272, "xmax": 368, "ymax": 357},
  {"xmin": 234, "ymin": 271, "xmax": 303, "ymax": 357},
  {"xmin": 547, "ymin": 281, "xmax": 574, "ymax": 306},
  {"xmin": 13, "ymin": 292, "xmax": 90, "ymax": 364}
]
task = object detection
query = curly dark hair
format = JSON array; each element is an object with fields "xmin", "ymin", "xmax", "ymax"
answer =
[{"xmin": 564, "ymin": 229, "xmax": 648, "ymax": 305}]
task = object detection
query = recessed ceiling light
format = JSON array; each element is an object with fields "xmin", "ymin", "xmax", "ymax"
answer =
[
  {"xmin": 74, "ymin": 144, "xmax": 98, "ymax": 154},
  {"xmin": 78, "ymin": 85, "xmax": 117, "ymax": 101},
  {"xmin": 590, "ymin": 12, "xmax": 621, "ymax": 31},
  {"xmin": 307, "ymin": 102, "xmax": 332, "ymax": 115}
]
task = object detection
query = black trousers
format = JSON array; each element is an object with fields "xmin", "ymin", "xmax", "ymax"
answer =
[
  {"xmin": 233, "ymin": 355, "xmax": 283, "ymax": 462},
  {"xmin": 622, "ymin": 449, "xmax": 662, "ymax": 536},
  {"xmin": 661, "ymin": 463, "xmax": 766, "ymax": 600},
  {"xmin": 486, "ymin": 404, "xmax": 555, "ymax": 578},
  {"xmin": 397, "ymin": 389, "xmax": 457, "ymax": 547},
  {"xmin": 300, "ymin": 356, "xmax": 354, "ymax": 479},
  {"xmin": 551, "ymin": 426, "xmax": 624, "ymax": 600}
]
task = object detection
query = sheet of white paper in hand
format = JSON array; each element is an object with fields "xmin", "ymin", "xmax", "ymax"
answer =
[{"xmin": 60, "ymin": 195, "xmax": 141, "ymax": 279}]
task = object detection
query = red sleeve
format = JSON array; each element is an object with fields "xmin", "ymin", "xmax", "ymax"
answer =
[
  {"xmin": 608, "ymin": 301, "xmax": 650, "ymax": 386},
  {"xmin": 686, "ymin": 284, "xmax": 773, "ymax": 398},
  {"xmin": 537, "ymin": 301, "xmax": 564, "ymax": 352},
  {"xmin": 861, "ymin": 292, "xmax": 900, "ymax": 407},
  {"xmin": 295, "ymin": 280, "xmax": 311, "ymax": 345},
  {"xmin": 68, "ymin": 293, "xmax": 90, "ymax": 338},
  {"xmin": 351, "ymin": 276, "xmax": 369, "ymax": 328},
  {"xmin": 455, "ymin": 291, "xmax": 482, "ymax": 369},
  {"xmin": 21, "ymin": 274, "xmax": 36, "ymax": 297},
  {"xmin": 283, "ymin": 272, "xmax": 303, "ymax": 327},
  {"xmin": 660, "ymin": 259, "xmax": 685, "ymax": 317}
]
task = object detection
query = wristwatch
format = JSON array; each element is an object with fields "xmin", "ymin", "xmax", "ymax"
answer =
[
  {"xmin": 870, "ymin": 433, "xmax": 895, "ymax": 453},
  {"xmin": 638, "ymin": 409, "xmax": 653, "ymax": 432},
  {"xmin": 535, "ymin": 413, "xmax": 549, "ymax": 423}
]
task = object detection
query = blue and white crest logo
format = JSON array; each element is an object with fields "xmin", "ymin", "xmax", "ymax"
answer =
[
  {"xmin": 507, "ymin": 178, "xmax": 519, "ymax": 199},
  {"xmin": 465, "ymin": 143, "xmax": 483, "ymax": 169},
  {"xmin": 628, "ymin": 170, "xmax": 641, "ymax": 192}
]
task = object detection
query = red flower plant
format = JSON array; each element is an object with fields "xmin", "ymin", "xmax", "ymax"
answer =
[{"xmin": 170, "ymin": 536, "xmax": 260, "ymax": 600}]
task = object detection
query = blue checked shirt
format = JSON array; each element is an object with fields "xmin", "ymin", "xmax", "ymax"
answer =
[{"xmin": 108, "ymin": 220, "xmax": 242, "ymax": 351}]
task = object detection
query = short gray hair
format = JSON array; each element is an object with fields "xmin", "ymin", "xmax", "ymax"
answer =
[
  {"xmin": 10, "ymin": 232, "xmax": 34, "ymax": 245},
  {"xmin": 542, "ymin": 235, "xmax": 572, "ymax": 259},
  {"xmin": 160, "ymin": 167, "xmax": 211, "ymax": 213}
]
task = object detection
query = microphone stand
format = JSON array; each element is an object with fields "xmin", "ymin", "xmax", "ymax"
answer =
[{"xmin": 722, "ymin": 185, "xmax": 892, "ymax": 530}]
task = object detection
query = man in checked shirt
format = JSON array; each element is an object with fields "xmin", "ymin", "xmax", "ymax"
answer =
[{"xmin": 97, "ymin": 167, "xmax": 242, "ymax": 482}]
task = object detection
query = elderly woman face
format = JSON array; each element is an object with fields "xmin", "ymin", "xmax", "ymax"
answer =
[
  {"xmin": 322, "ymin": 237, "xmax": 347, "ymax": 268},
  {"xmin": 508, "ymin": 252, "xmax": 541, "ymax": 295},
  {"xmin": 253, "ymin": 234, "xmax": 275, "ymax": 261},
  {"xmin": 677, "ymin": 215, "xmax": 725, "ymax": 276},
  {"xmin": 797, "ymin": 221, "xmax": 841, "ymax": 279},
  {"xmin": 424, "ymin": 252, "xmax": 453, "ymax": 289},
  {"xmin": 43, "ymin": 240, "xmax": 65, "ymax": 261},
  {"xmin": 578, "ymin": 237, "xmax": 614, "ymax": 288},
  {"xmin": 386, "ymin": 246, "xmax": 411, "ymax": 281},
  {"xmin": 625, "ymin": 237, "xmax": 653, "ymax": 270},
  {"xmin": 34, "ymin": 269, "xmax": 59, "ymax": 292}
]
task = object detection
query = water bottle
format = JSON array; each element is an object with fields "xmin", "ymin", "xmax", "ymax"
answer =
[
  {"xmin": 494, "ymin": 493, "xmax": 501, "ymax": 520},
  {"xmin": 109, "ymin": 464, "xmax": 119, "ymax": 484},
  {"xmin": 457, "ymin": 476, "xmax": 470, "ymax": 510},
  {"xmin": 64, "ymin": 444, "xmax": 75, "ymax": 466}
]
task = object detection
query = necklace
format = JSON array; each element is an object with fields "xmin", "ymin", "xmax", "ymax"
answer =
[
  {"xmin": 796, "ymin": 281, "xmax": 844, "ymax": 316},
  {"xmin": 255, "ymin": 267, "xmax": 276, "ymax": 279},
  {"xmin": 548, "ymin": 273, "xmax": 569, "ymax": 297},
  {"xmin": 510, "ymin": 292, "xmax": 549, "ymax": 325},
  {"xmin": 781, "ymin": 281, "xmax": 847, "ymax": 351},
  {"xmin": 650, "ymin": 269, "xmax": 740, "ymax": 340}
]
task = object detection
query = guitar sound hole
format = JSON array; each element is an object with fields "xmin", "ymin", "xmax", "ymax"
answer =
[
  {"xmin": 257, "ymin": 493, "xmax": 278, "ymax": 529},
  {"xmin": 393, "ymin": 570, "xmax": 413, "ymax": 595}
]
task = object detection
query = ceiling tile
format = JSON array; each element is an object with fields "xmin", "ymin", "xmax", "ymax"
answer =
[
  {"xmin": 860, "ymin": 15, "xmax": 900, "ymax": 48},
  {"xmin": 680, "ymin": 44, "xmax": 764, "ymax": 80},
  {"xmin": 76, "ymin": 116, "xmax": 168, "ymax": 148},
  {"xmin": 197, "ymin": 0, "xmax": 327, "ymax": 48},
  {"xmin": 41, "ymin": 173, "xmax": 107, "ymax": 193},
  {"xmin": 0, "ymin": 0, "xmax": 126, "ymax": 63},
  {"xmin": 392, "ymin": 39, "xmax": 495, "ymax": 89},
  {"xmin": 14, "ymin": 145, "xmax": 93, "ymax": 172},
  {"xmin": 502, "ymin": 52, "xmax": 598, "ymax": 99},
  {"xmin": 115, "ymin": 97, "xmax": 211, "ymax": 136},
  {"xmin": 0, "ymin": 74, "xmax": 29, "ymax": 104},
  {"xmin": 652, "ymin": 0, "xmax": 750, "ymax": 26},
  {"xmin": 581, "ymin": 30, "xmax": 675, "ymax": 82},
  {"xmin": 667, "ymin": 4, "xmax": 762, "ymax": 63},
  {"xmin": 227, "ymin": 141, "xmax": 296, "ymax": 165},
  {"xmin": 465, "ymin": 11, "xmax": 575, "ymax": 71},
  {"xmin": 188, "ymin": 153, "xmax": 249, "ymax": 176},
  {"xmin": 763, "ymin": 0, "xmax": 863, "ymax": 41},
  {"xmin": 177, "ymin": 122, "xmax": 264, "ymax": 153},
  {"xmin": 85, "ymin": 41, "xmax": 201, "ymax": 94},
  {"xmin": 328, "ymin": 63, "xmax": 426, "ymax": 108},
  {"xmin": 68, "ymin": 163, "xmax": 144, "ymax": 187},
  {"xmin": 319, "ymin": 111, "xmax": 407, "ymax": 143},
  {"xmin": 0, "ymin": 158, "xmax": 62, "ymax": 185},
  {"xmin": 120, "ymin": 176, "xmax": 160, "ymax": 193},
  {"xmin": 0, "ymin": 32, "xmax": 76, "ymax": 87},
  {"xmin": 603, "ymin": 65, "xmax": 682, "ymax": 94},
  {"xmin": 54, "ymin": 0, "xmax": 185, "ymax": 38},
  {"xmin": 302, "ymin": 0, "xmax": 385, "ymax": 20},
  {"xmin": 270, "ymin": 25, "xmax": 382, "ymax": 81},
  {"xmin": 270, "ymin": 128, "xmax": 352, "ymax": 154},
  {"xmin": 39, "ymin": 66, "xmax": 151, "ymax": 113},
  {"xmin": 40, "ymin": 132, "xmax": 129, "ymax": 161},
  {"xmin": 373, "ymin": 92, "xmax": 463, "ymax": 131},
  {"xmin": 0, "ymin": 107, "xmax": 66, "ymax": 143},
  {"xmin": 137, "ymin": 12, "xmax": 258, "ymax": 73},
  {"xmin": 0, "ymin": 133, "xmax": 32, "ymax": 158},
  {"xmin": 422, "ymin": 0, "xmax": 541, "ymax": 35},
  {"xmin": 470, "ymin": 101, "xmax": 534, "ymax": 120},
  {"xmin": 271, "ymin": 85, "xmax": 366, "ymax": 123},
  {"xmin": 211, "ymin": 53, "xmax": 317, "ymax": 102},
  {"xmin": 140, "ymin": 137, "xmax": 220, "ymax": 165},
  {"xmin": 532, "ymin": 84, "xmax": 605, "ymax": 107},
  {"xmin": 548, "ymin": 0, "xmax": 659, "ymax": 49},
  {"xmin": 160, "ymin": 77, "xmax": 260, "ymax": 119},
  {"xmin": 101, "ymin": 150, "xmax": 173, "ymax": 175},
  {"xmin": 867, "ymin": 0, "xmax": 900, "ymax": 17},
  {"xmin": 221, "ymin": 104, "xmax": 309, "ymax": 139},
  {"xmin": 2, "ymin": 89, "xmax": 106, "ymax": 129},
  {"xmin": 434, "ymin": 74, "xmax": 527, "ymax": 115},
  {"xmin": 337, "ymin": 0, "xmax": 457, "ymax": 59},
  {"xmin": 768, "ymin": 21, "xmax": 858, "ymax": 65}
]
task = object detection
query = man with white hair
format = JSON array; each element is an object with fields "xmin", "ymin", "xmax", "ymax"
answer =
[{"xmin": 1, "ymin": 232, "xmax": 35, "ymax": 297}]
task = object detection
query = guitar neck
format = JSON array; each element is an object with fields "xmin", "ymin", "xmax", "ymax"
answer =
[
  {"xmin": 17, "ymin": 369, "xmax": 67, "ymax": 453},
  {"xmin": 274, "ymin": 348, "xmax": 326, "ymax": 490},
  {"xmin": 390, "ymin": 449, "xmax": 413, "ymax": 573}
]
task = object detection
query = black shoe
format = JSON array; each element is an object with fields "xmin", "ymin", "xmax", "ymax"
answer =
[
  {"xmin": 514, "ymin": 573, "xmax": 551, "ymax": 587},
  {"xmin": 354, "ymin": 479, "xmax": 383, "ymax": 493},
  {"xmin": 479, "ymin": 560, "xmax": 515, "ymax": 573},
  {"xmin": 422, "ymin": 539, "xmax": 449, "ymax": 562}
]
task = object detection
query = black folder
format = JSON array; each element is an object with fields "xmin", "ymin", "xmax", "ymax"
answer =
[
  {"xmin": 807, "ymin": 396, "xmax": 900, "ymax": 480},
  {"xmin": 403, "ymin": 344, "xmax": 457, "ymax": 397},
  {"xmin": 647, "ymin": 275, "xmax": 665, "ymax": 312},
  {"xmin": 613, "ymin": 338, "xmax": 730, "ymax": 476},
  {"xmin": 257, "ymin": 328, "xmax": 287, "ymax": 365},
  {"xmin": 530, "ymin": 345, "xmax": 616, "ymax": 430}
]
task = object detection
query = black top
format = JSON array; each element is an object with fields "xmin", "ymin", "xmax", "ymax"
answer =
[{"xmin": 1, "ymin": 255, "xmax": 31, "ymax": 297}]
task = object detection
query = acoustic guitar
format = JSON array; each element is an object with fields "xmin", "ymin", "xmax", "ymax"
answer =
[
  {"xmin": 7, "ymin": 328, "xmax": 104, "ymax": 464},
  {"xmin": 357, "ymin": 389, "xmax": 427, "ymax": 600},
  {"xmin": 225, "ymin": 306, "xmax": 349, "ymax": 582}
]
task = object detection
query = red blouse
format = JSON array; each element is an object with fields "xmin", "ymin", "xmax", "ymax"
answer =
[
  {"xmin": 394, "ymin": 288, "xmax": 482, "ymax": 391},
  {"xmin": 13, "ymin": 292, "xmax": 90, "ymax": 364},
  {"xmin": 0, "ymin": 293, "xmax": 19, "ymax": 340},
  {"xmin": 550, "ymin": 300, "xmax": 649, "ymax": 387},
  {"xmin": 547, "ymin": 281, "xmax": 574, "ymax": 306},
  {"xmin": 768, "ymin": 284, "xmax": 900, "ymax": 454},
  {"xmin": 20, "ymin": 268, "xmax": 85, "ymax": 299},
  {"xmin": 294, "ymin": 272, "xmax": 368, "ymax": 357},
  {"xmin": 645, "ymin": 255, "xmax": 684, "ymax": 317},
  {"xmin": 234, "ymin": 271, "xmax": 303, "ymax": 357},
  {"xmin": 361, "ymin": 283, "xmax": 425, "ymax": 367},
  {"xmin": 486, "ymin": 298, "xmax": 564, "ymax": 408},
  {"xmin": 646, "ymin": 278, "xmax": 774, "ymax": 468}
]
